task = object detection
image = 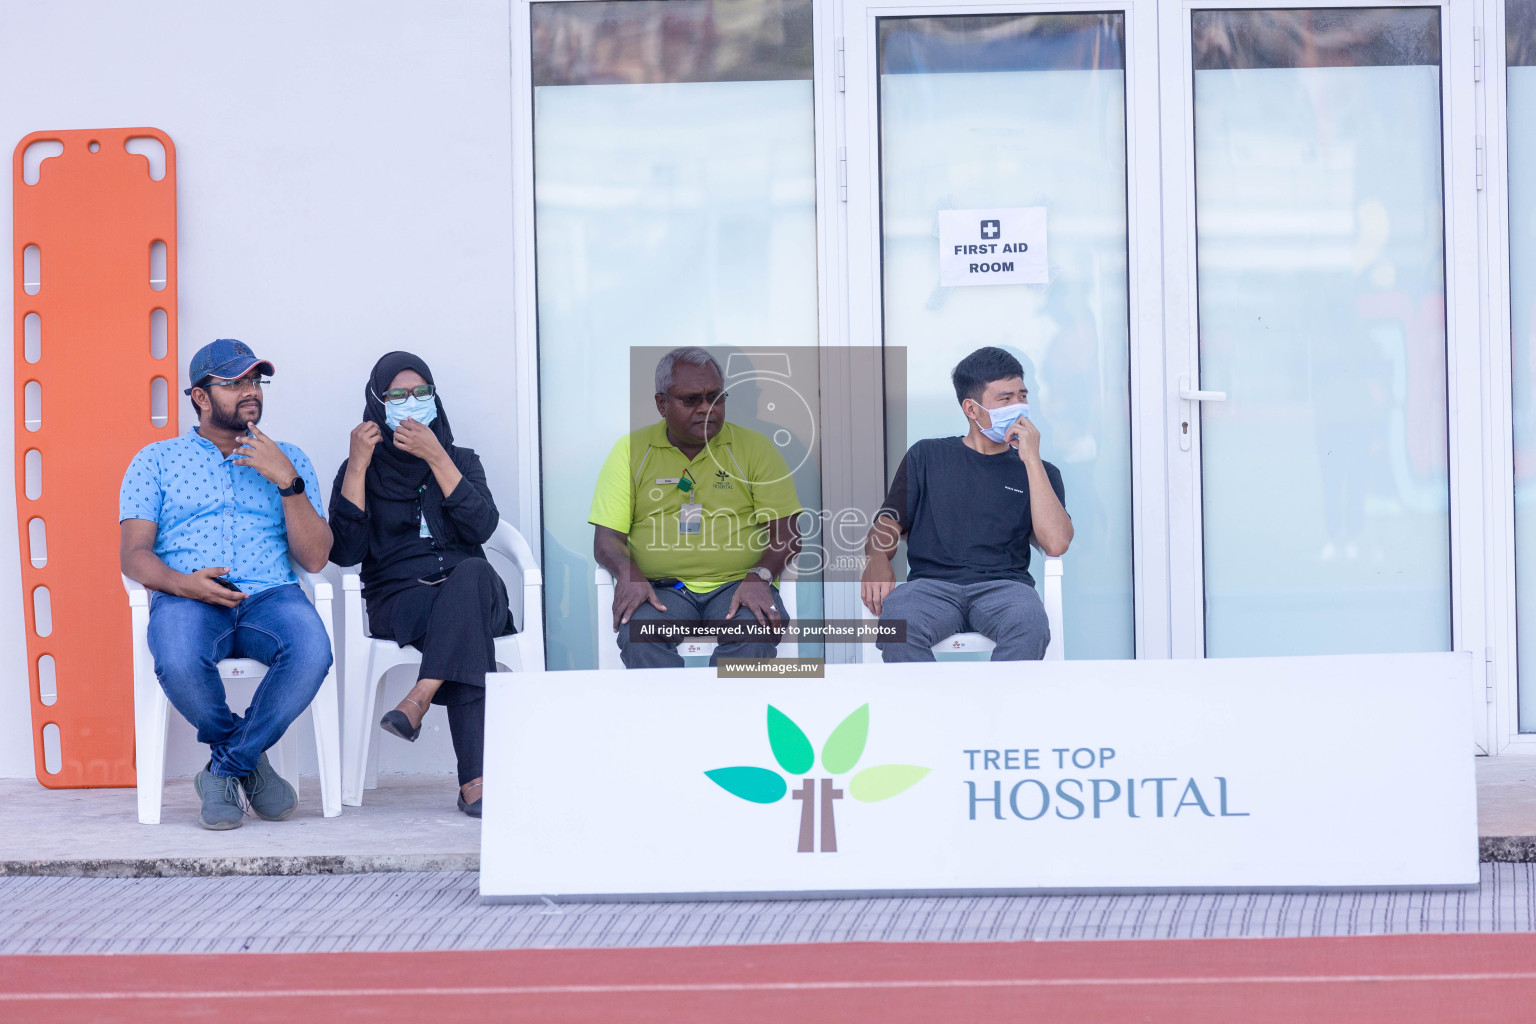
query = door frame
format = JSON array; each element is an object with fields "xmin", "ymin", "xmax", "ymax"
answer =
[
  {"xmin": 1481, "ymin": 0, "xmax": 1534, "ymax": 753},
  {"xmin": 839, "ymin": 0, "xmax": 1170, "ymax": 658}
]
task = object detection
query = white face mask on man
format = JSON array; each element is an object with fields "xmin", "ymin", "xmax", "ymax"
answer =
[{"xmin": 969, "ymin": 400, "xmax": 1030, "ymax": 443}]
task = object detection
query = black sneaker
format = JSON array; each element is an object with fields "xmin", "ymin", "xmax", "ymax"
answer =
[
  {"xmin": 240, "ymin": 751, "xmax": 298, "ymax": 821},
  {"xmin": 194, "ymin": 764, "xmax": 245, "ymax": 830}
]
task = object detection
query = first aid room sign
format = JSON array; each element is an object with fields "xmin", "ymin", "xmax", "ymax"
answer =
[{"xmin": 938, "ymin": 207, "xmax": 1048, "ymax": 287}]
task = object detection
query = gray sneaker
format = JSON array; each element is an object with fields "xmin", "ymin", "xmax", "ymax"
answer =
[
  {"xmin": 194, "ymin": 764, "xmax": 245, "ymax": 830},
  {"xmin": 240, "ymin": 751, "xmax": 298, "ymax": 821}
]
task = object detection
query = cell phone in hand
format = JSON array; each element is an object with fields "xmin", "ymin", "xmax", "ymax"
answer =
[
  {"xmin": 418, "ymin": 569, "xmax": 451, "ymax": 586},
  {"xmin": 213, "ymin": 576, "xmax": 243, "ymax": 593}
]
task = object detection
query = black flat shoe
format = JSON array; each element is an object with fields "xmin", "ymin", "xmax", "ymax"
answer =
[
  {"xmin": 458, "ymin": 780, "xmax": 483, "ymax": 818},
  {"xmin": 379, "ymin": 709, "xmax": 420, "ymax": 742}
]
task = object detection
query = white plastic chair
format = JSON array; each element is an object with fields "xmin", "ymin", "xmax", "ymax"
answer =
[
  {"xmin": 860, "ymin": 549, "xmax": 1064, "ymax": 662},
  {"xmin": 340, "ymin": 519, "xmax": 544, "ymax": 807},
  {"xmin": 594, "ymin": 566, "xmax": 799, "ymax": 669},
  {"xmin": 124, "ymin": 567, "xmax": 342, "ymax": 825}
]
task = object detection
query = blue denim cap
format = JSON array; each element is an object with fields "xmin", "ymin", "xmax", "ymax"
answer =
[{"xmin": 184, "ymin": 339, "xmax": 277, "ymax": 395}]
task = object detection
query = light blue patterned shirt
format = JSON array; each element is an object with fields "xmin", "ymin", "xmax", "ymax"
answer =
[{"xmin": 118, "ymin": 428, "xmax": 326, "ymax": 594}]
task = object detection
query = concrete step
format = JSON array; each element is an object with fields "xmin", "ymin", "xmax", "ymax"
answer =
[
  {"xmin": 0, "ymin": 772, "xmax": 477, "ymax": 877},
  {"xmin": 3, "ymin": 758, "xmax": 1535, "ymax": 878},
  {"xmin": 1477, "ymin": 757, "xmax": 1536, "ymax": 862}
]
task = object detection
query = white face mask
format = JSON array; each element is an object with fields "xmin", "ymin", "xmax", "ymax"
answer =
[
  {"xmin": 971, "ymin": 400, "xmax": 1030, "ymax": 443},
  {"xmin": 385, "ymin": 394, "xmax": 438, "ymax": 430}
]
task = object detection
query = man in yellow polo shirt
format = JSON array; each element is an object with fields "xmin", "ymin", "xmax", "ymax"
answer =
[{"xmin": 591, "ymin": 347, "xmax": 803, "ymax": 669}]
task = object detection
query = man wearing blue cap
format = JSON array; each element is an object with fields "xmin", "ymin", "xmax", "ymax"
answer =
[{"xmin": 119, "ymin": 339, "xmax": 333, "ymax": 830}]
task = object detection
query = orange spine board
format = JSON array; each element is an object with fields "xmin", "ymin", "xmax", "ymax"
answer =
[{"xmin": 12, "ymin": 129, "xmax": 178, "ymax": 787}]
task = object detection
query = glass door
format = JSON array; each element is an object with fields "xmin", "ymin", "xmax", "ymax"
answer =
[
  {"xmin": 516, "ymin": 0, "xmax": 828, "ymax": 669},
  {"xmin": 842, "ymin": 0, "xmax": 1167, "ymax": 660},
  {"xmin": 1160, "ymin": 2, "xmax": 1488, "ymax": 730}
]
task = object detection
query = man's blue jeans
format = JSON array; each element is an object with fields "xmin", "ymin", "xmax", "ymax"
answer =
[{"xmin": 147, "ymin": 583, "xmax": 332, "ymax": 778}]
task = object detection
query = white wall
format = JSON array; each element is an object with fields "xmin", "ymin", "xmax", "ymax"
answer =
[{"xmin": 0, "ymin": 1, "xmax": 519, "ymax": 779}]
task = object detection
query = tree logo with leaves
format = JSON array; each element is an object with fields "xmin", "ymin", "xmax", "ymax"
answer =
[{"xmin": 705, "ymin": 704, "xmax": 929, "ymax": 853}]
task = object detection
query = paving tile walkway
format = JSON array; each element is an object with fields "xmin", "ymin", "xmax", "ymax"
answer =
[{"xmin": 7, "ymin": 864, "xmax": 1536, "ymax": 955}]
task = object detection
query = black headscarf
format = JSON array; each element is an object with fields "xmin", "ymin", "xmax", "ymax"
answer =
[{"xmin": 363, "ymin": 351, "xmax": 457, "ymax": 504}]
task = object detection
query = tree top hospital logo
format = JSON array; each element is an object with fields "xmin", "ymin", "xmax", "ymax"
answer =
[{"xmin": 705, "ymin": 704, "xmax": 929, "ymax": 853}]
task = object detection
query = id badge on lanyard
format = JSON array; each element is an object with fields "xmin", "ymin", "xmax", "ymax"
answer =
[
  {"xmin": 675, "ymin": 470, "xmax": 703, "ymax": 536},
  {"xmin": 679, "ymin": 498, "xmax": 702, "ymax": 536}
]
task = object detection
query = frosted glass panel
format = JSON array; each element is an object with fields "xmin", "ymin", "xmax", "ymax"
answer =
[
  {"xmin": 1192, "ymin": 8, "xmax": 1450, "ymax": 657},
  {"xmin": 1508, "ymin": 0, "xmax": 1536, "ymax": 728},
  {"xmin": 533, "ymin": 0, "xmax": 818, "ymax": 670},
  {"xmin": 877, "ymin": 13, "xmax": 1134, "ymax": 660}
]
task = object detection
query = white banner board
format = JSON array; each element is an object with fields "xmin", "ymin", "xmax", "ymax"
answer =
[
  {"xmin": 938, "ymin": 206, "xmax": 1048, "ymax": 286},
  {"xmin": 481, "ymin": 653, "xmax": 1477, "ymax": 901}
]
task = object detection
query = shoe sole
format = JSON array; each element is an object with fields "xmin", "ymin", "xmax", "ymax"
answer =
[
  {"xmin": 250, "ymin": 802, "xmax": 297, "ymax": 822},
  {"xmin": 198, "ymin": 817, "xmax": 242, "ymax": 830},
  {"xmin": 379, "ymin": 712, "xmax": 420, "ymax": 742}
]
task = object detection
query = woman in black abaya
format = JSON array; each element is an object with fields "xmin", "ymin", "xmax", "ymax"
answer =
[{"xmin": 329, "ymin": 352, "xmax": 512, "ymax": 817}]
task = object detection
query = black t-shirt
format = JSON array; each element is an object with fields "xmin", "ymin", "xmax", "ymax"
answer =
[{"xmin": 878, "ymin": 436, "xmax": 1066, "ymax": 587}]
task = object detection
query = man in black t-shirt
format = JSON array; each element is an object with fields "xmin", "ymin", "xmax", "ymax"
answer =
[{"xmin": 861, "ymin": 347, "xmax": 1073, "ymax": 661}]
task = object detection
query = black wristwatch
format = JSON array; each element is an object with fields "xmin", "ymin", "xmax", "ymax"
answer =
[{"xmin": 278, "ymin": 476, "xmax": 305, "ymax": 497}]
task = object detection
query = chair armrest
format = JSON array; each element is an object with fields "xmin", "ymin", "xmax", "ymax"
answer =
[
  {"xmin": 289, "ymin": 565, "xmax": 338, "ymax": 657},
  {"xmin": 488, "ymin": 519, "xmax": 543, "ymax": 586},
  {"xmin": 1030, "ymin": 535, "xmax": 1066, "ymax": 567},
  {"xmin": 337, "ymin": 567, "xmax": 366, "ymax": 624},
  {"xmin": 1040, "ymin": 554, "xmax": 1064, "ymax": 661},
  {"xmin": 594, "ymin": 567, "xmax": 616, "ymax": 620},
  {"xmin": 857, "ymin": 579, "xmax": 888, "ymax": 663},
  {"xmin": 593, "ymin": 566, "xmax": 624, "ymax": 670},
  {"xmin": 482, "ymin": 521, "xmax": 545, "ymax": 664},
  {"xmin": 121, "ymin": 573, "xmax": 149, "ymax": 609},
  {"xmin": 295, "ymin": 567, "xmax": 335, "ymax": 603},
  {"xmin": 518, "ymin": 561, "xmax": 545, "ymax": 671}
]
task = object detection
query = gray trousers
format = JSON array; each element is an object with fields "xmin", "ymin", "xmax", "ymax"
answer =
[
  {"xmin": 617, "ymin": 580, "xmax": 788, "ymax": 669},
  {"xmin": 877, "ymin": 578, "xmax": 1050, "ymax": 662}
]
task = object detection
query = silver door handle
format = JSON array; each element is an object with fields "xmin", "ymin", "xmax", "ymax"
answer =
[{"xmin": 1177, "ymin": 375, "xmax": 1224, "ymax": 453}]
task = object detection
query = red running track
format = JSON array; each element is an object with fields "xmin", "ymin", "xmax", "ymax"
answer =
[{"xmin": 5, "ymin": 933, "xmax": 1536, "ymax": 1024}]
